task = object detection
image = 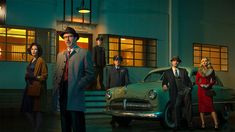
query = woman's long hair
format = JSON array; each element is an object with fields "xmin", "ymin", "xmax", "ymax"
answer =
[{"xmin": 198, "ymin": 57, "xmax": 214, "ymax": 77}]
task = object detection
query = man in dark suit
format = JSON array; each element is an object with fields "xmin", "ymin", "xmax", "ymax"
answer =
[
  {"xmin": 107, "ymin": 55, "xmax": 129, "ymax": 127},
  {"xmin": 92, "ymin": 36, "xmax": 106, "ymax": 90},
  {"xmin": 106, "ymin": 55, "xmax": 129, "ymax": 89},
  {"xmin": 54, "ymin": 27, "xmax": 94, "ymax": 132},
  {"xmin": 162, "ymin": 56, "xmax": 193, "ymax": 130}
]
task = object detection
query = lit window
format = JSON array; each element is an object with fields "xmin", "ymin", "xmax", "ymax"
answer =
[
  {"xmin": 193, "ymin": 43, "xmax": 228, "ymax": 71},
  {"xmin": 0, "ymin": 27, "xmax": 56, "ymax": 62},
  {"xmin": 103, "ymin": 35, "xmax": 157, "ymax": 67}
]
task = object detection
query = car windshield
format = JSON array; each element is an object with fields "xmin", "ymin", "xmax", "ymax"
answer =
[{"xmin": 144, "ymin": 71, "xmax": 164, "ymax": 82}]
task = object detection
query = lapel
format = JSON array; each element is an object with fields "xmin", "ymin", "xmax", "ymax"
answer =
[
  {"xmin": 168, "ymin": 68, "xmax": 176, "ymax": 84},
  {"xmin": 33, "ymin": 57, "xmax": 40, "ymax": 76},
  {"xmin": 63, "ymin": 45, "xmax": 81, "ymax": 60},
  {"xmin": 178, "ymin": 68, "xmax": 184, "ymax": 78},
  {"xmin": 71, "ymin": 45, "xmax": 80, "ymax": 58},
  {"xmin": 62, "ymin": 50, "xmax": 67, "ymax": 61},
  {"xmin": 169, "ymin": 68, "xmax": 175, "ymax": 78}
]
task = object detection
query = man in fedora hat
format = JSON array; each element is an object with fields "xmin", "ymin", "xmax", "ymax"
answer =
[
  {"xmin": 92, "ymin": 36, "xmax": 106, "ymax": 90},
  {"xmin": 162, "ymin": 56, "xmax": 193, "ymax": 130},
  {"xmin": 54, "ymin": 26, "xmax": 94, "ymax": 132},
  {"xmin": 106, "ymin": 55, "xmax": 129, "ymax": 127}
]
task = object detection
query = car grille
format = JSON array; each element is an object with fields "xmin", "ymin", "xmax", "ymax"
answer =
[{"xmin": 110, "ymin": 99, "xmax": 152, "ymax": 111}]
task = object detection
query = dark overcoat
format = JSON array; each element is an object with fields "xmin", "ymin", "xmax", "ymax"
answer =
[{"xmin": 106, "ymin": 66, "xmax": 129, "ymax": 88}]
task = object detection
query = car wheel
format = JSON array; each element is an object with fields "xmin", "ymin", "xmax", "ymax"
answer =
[
  {"xmin": 114, "ymin": 116, "xmax": 132, "ymax": 127},
  {"xmin": 218, "ymin": 104, "xmax": 231, "ymax": 124},
  {"xmin": 161, "ymin": 102, "xmax": 175, "ymax": 128}
]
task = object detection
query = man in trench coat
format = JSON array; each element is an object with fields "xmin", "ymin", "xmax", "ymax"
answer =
[{"xmin": 54, "ymin": 27, "xmax": 94, "ymax": 132}]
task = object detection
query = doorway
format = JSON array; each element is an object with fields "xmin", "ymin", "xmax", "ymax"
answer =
[{"xmin": 57, "ymin": 33, "xmax": 93, "ymax": 53}]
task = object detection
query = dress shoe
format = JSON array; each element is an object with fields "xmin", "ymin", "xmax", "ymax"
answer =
[
  {"xmin": 188, "ymin": 123, "xmax": 194, "ymax": 130},
  {"xmin": 173, "ymin": 127, "xmax": 179, "ymax": 131},
  {"xmin": 110, "ymin": 120, "xmax": 117, "ymax": 128}
]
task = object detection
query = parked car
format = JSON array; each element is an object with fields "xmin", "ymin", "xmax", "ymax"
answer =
[{"xmin": 105, "ymin": 67, "xmax": 235, "ymax": 128}]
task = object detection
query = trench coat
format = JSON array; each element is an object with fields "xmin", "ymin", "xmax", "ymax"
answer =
[{"xmin": 54, "ymin": 45, "xmax": 95, "ymax": 111}]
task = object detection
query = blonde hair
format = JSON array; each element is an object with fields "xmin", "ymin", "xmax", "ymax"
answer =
[
  {"xmin": 198, "ymin": 57, "xmax": 214, "ymax": 77},
  {"xmin": 199, "ymin": 57, "xmax": 213, "ymax": 69}
]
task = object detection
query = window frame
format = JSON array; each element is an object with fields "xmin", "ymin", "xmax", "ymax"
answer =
[
  {"xmin": 193, "ymin": 43, "xmax": 228, "ymax": 72},
  {"xmin": 0, "ymin": 26, "xmax": 56, "ymax": 63},
  {"xmin": 101, "ymin": 34, "xmax": 157, "ymax": 68}
]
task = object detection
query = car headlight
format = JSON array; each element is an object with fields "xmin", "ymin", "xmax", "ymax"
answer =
[
  {"xmin": 106, "ymin": 90, "xmax": 112, "ymax": 100},
  {"xmin": 148, "ymin": 89, "xmax": 157, "ymax": 100}
]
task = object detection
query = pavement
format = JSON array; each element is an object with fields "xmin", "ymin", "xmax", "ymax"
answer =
[{"xmin": 1, "ymin": 108, "xmax": 235, "ymax": 132}]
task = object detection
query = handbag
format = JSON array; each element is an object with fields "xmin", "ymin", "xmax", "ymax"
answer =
[
  {"xmin": 27, "ymin": 81, "xmax": 41, "ymax": 96},
  {"xmin": 205, "ymin": 89, "xmax": 216, "ymax": 97}
]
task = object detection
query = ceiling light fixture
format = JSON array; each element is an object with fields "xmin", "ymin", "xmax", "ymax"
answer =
[{"xmin": 78, "ymin": 0, "xmax": 90, "ymax": 14}]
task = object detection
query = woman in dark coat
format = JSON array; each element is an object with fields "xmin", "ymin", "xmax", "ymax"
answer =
[
  {"xmin": 21, "ymin": 43, "xmax": 48, "ymax": 132},
  {"xmin": 196, "ymin": 57, "xmax": 218, "ymax": 129}
]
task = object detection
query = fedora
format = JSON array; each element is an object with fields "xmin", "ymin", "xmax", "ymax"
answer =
[
  {"xmin": 171, "ymin": 56, "xmax": 182, "ymax": 63},
  {"xmin": 60, "ymin": 27, "xmax": 79, "ymax": 40}
]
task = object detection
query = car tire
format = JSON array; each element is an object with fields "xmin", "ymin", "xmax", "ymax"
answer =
[
  {"xmin": 161, "ymin": 102, "xmax": 175, "ymax": 128},
  {"xmin": 114, "ymin": 116, "xmax": 132, "ymax": 127},
  {"xmin": 218, "ymin": 104, "xmax": 231, "ymax": 124}
]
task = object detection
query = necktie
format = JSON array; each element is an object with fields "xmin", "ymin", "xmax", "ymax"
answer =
[
  {"xmin": 174, "ymin": 69, "xmax": 179, "ymax": 77},
  {"xmin": 63, "ymin": 50, "xmax": 70, "ymax": 81}
]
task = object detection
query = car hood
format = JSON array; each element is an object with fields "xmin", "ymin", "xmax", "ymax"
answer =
[{"xmin": 109, "ymin": 81, "xmax": 164, "ymax": 100}]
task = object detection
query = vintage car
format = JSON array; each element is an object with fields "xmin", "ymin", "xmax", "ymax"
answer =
[{"xmin": 105, "ymin": 67, "xmax": 235, "ymax": 128}]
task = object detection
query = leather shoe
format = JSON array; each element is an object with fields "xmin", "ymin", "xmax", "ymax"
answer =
[
  {"xmin": 188, "ymin": 123, "xmax": 194, "ymax": 130},
  {"xmin": 110, "ymin": 120, "xmax": 117, "ymax": 128}
]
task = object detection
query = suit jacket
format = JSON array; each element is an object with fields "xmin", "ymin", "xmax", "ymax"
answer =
[
  {"xmin": 162, "ymin": 67, "xmax": 192, "ymax": 105},
  {"xmin": 107, "ymin": 66, "xmax": 129, "ymax": 89},
  {"xmin": 92, "ymin": 45, "xmax": 106, "ymax": 67},
  {"xmin": 54, "ymin": 45, "xmax": 95, "ymax": 111}
]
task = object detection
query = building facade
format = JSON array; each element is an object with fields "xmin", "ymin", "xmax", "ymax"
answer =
[{"xmin": 0, "ymin": 0, "xmax": 235, "ymax": 90}]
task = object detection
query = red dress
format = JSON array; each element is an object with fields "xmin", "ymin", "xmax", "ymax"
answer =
[{"xmin": 196, "ymin": 69, "xmax": 216, "ymax": 112}]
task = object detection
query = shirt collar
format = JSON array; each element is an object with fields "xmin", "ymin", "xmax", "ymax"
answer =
[
  {"xmin": 172, "ymin": 67, "xmax": 179, "ymax": 71},
  {"xmin": 115, "ymin": 66, "xmax": 120, "ymax": 69}
]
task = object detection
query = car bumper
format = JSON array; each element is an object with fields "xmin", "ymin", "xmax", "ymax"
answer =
[{"xmin": 105, "ymin": 110, "xmax": 163, "ymax": 119}]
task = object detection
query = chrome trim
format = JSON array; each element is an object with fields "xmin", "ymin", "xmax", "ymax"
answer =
[
  {"xmin": 110, "ymin": 98, "xmax": 152, "ymax": 111},
  {"xmin": 105, "ymin": 110, "xmax": 163, "ymax": 119},
  {"xmin": 192, "ymin": 100, "xmax": 235, "ymax": 106},
  {"xmin": 123, "ymin": 99, "xmax": 127, "ymax": 110}
]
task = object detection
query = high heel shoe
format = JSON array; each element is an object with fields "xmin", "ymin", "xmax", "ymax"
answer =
[
  {"xmin": 214, "ymin": 124, "xmax": 219, "ymax": 130},
  {"xmin": 201, "ymin": 123, "xmax": 205, "ymax": 129}
]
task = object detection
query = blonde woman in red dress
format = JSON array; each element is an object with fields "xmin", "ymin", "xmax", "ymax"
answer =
[{"xmin": 196, "ymin": 57, "xmax": 219, "ymax": 129}]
